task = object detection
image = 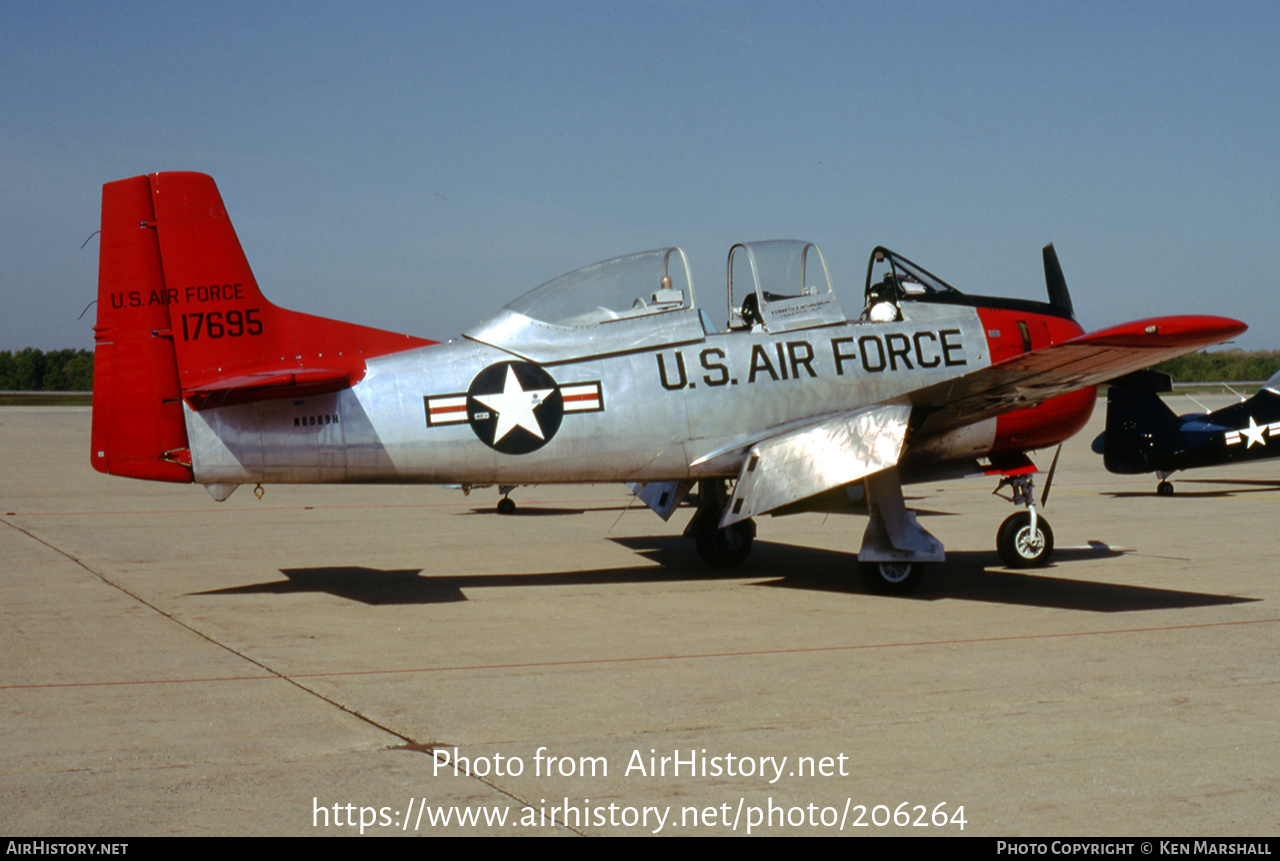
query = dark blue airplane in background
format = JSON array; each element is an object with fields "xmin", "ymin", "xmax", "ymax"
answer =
[{"xmin": 1093, "ymin": 370, "xmax": 1280, "ymax": 494}]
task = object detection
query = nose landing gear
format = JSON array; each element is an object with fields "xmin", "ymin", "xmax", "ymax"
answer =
[{"xmin": 993, "ymin": 461, "xmax": 1055, "ymax": 568}]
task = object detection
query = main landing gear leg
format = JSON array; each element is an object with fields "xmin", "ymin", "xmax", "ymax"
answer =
[
  {"xmin": 994, "ymin": 474, "xmax": 1054, "ymax": 567},
  {"xmin": 689, "ymin": 479, "xmax": 755, "ymax": 568},
  {"xmin": 857, "ymin": 468, "xmax": 944, "ymax": 595}
]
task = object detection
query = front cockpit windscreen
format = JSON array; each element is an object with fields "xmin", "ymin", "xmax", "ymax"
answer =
[
  {"xmin": 503, "ymin": 247, "xmax": 695, "ymax": 328},
  {"xmin": 865, "ymin": 247, "xmax": 961, "ymax": 300},
  {"xmin": 862, "ymin": 247, "xmax": 962, "ymax": 322}
]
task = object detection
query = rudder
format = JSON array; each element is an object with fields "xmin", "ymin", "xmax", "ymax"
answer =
[{"xmin": 91, "ymin": 176, "xmax": 191, "ymax": 481}]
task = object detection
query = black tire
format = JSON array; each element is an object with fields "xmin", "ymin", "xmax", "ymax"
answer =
[
  {"xmin": 997, "ymin": 511, "xmax": 1054, "ymax": 568},
  {"xmin": 496, "ymin": 497, "xmax": 516, "ymax": 514},
  {"xmin": 1156, "ymin": 481, "xmax": 1174, "ymax": 497},
  {"xmin": 857, "ymin": 560, "xmax": 924, "ymax": 595},
  {"xmin": 695, "ymin": 520, "xmax": 755, "ymax": 568}
]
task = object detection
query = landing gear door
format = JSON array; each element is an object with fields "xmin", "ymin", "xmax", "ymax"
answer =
[{"xmin": 727, "ymin": 241, "xmax": 847, "ymax": 334}]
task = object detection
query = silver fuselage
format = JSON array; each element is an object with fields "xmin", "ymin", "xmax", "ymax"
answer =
[{"xmin": 185, "ymin": 301, "xmax": 994, "ymax": 487}]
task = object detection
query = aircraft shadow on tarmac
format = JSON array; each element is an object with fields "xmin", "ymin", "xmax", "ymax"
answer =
[
  {"xmin": 463, "ymin": 506, "xmax": 591, "ymax": 517},
  {"xmin": 191, "ymin": 537, "xmax": 1255, "ymax": 612},
  {"xmin": 191, "ymin": 557, "xmax": 752, "ymax": 605},
  {"xmin": 621, "ymin": 537, "xmax": 1256, "ymax": 612},
  {"xmin": 455, "ymin": 496, "xmax": 950, "ymax": 519},
  {"xmin": 1105, "ymin": 478, "xmax": 1280, "ymax": 499}
]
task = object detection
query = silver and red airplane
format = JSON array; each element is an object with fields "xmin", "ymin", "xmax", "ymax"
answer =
[{"xmin": 90, "ymin": 172, "xmax": 1245, "ymax": 593}]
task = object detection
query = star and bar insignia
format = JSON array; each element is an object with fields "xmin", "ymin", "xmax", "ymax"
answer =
[
  {"xmin": 1223, "ymin": 415, "xmax": 1280, "ymax": 448},
  {"xmin": 425, "ymin": 360, "xmax": 603, "ymax": 454}
]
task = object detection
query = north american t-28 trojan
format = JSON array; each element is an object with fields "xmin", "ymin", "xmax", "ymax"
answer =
[
  {"xmin": 90, "ymin": 173, "xmax": 1245, "ymax": 593},
  {"xmin": 1093, "ymin": 371, "xmax": 1280, "ymax": 495}
]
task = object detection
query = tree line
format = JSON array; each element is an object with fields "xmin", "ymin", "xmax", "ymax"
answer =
[
  {"xmin": 1149, "ymin": 349, "xmax": 1280, "ymax": 383},
  {"xmin": 0, "ymin": 349, "xmax": 95, "ymax": 391},
  {"xmin": 2, "ymin": 346, "xmax": 1278, "ymax": 392}
]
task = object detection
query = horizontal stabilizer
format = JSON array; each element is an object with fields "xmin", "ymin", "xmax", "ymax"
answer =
[
  {"xmin": 720, "ymin": 404, "xmax": 912, "ymax": 527},
  {"xmin": 183, "ymin": 367, "xmax": 354, "ymax": 405}
]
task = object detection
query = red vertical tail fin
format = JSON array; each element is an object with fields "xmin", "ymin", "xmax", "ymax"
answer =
[{"xmin": 91, "ymin": 172, "xmax": 434, "ymax": 481}]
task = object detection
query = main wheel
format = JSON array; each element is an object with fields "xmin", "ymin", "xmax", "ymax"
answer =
[
  {"xmin": 695, "ymin": 520, "xmax": 755, "ymax": 568},
  {"xmin": 1156, "ymin": 480, "xmax": 1174, "ymax": 497},
  {"xmin": 496, "ymin": 497, "xmax": 517, "ymax": 514},
  {"xmin": 997, "ymin": 511, "xmax": 1054, "ymax": 568},
  {"xmin": 857, "ymin": 560, "xmax": 924, "ymax": 595}
]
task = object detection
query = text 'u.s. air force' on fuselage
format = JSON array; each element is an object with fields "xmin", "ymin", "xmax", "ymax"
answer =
[
  {"xmin": 90, "ymin": 173, "xmax": 1246, "ymax": 594},
  {"xmin": 653, "ymin": 329, "xmax": 968, "ymax": 390},
  {"xmin": 1093, "ymin": 371, "xmax": 1280, "ymax": 495}
]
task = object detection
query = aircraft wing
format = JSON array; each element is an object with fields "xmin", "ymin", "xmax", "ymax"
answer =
[
  {"xmin": 717, "ymin": 314, "xmax": 1244, "ymax": 526},
  {"xmin": 903, "ymin": 315, "xmax": 1246, "ymax": 439}
]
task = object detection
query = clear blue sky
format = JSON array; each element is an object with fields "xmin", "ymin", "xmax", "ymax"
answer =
[{"xmin": 4, "ymin": 0, "xmax": 1278, "ymax": 350}]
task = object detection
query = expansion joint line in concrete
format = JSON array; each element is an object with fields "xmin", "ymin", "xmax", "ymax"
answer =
[{"xmin": 1, "ymin": 516, "xmax": 548, "ymax": 823}]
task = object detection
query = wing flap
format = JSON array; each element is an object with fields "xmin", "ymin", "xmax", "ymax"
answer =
[{"xmin": 720, "ymin": 404, "xmax": 912, "ymax": 526}]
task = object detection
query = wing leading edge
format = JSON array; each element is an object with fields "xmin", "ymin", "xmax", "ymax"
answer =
[{"xmin": 905, "ymin": 315, "xmax": 1246, "ymax": 439}]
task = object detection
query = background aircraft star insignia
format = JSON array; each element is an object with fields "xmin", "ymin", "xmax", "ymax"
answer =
[{"xmin": 1237, "ymin": 416, "xmax": 1268, "ymax": 448}]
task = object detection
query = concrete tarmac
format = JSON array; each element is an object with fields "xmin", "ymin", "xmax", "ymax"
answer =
[{"xmin": 1, "ymin": 401, "xmax": 1276, "ymax": 836}]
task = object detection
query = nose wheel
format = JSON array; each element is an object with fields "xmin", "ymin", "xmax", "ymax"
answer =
[
  {"xmin": 993, "ymin": 466, "xmax": 1055, "ymax": 568},
  {"xmin": 997, "ymin": 511, "xmax": 1054, "ymax": 567}
]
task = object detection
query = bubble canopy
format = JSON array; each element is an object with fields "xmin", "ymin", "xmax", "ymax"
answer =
[{"xmin": 464, "ymin": 247, "xmax": 706, "ymax": 362}]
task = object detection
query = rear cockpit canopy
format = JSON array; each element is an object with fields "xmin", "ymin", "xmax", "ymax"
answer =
[
  {"xmin": 464, "ymin": 247, "xmax": 707, "ymax": 363},
  {"xmin": 506, "ymin": 247, "xmax": 695, "ymax": 327}
]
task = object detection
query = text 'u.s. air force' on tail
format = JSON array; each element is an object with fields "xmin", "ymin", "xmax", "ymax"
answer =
[{"xmin": 90, "ymin": 173, "xmax": 1245, "ymax": 593}]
